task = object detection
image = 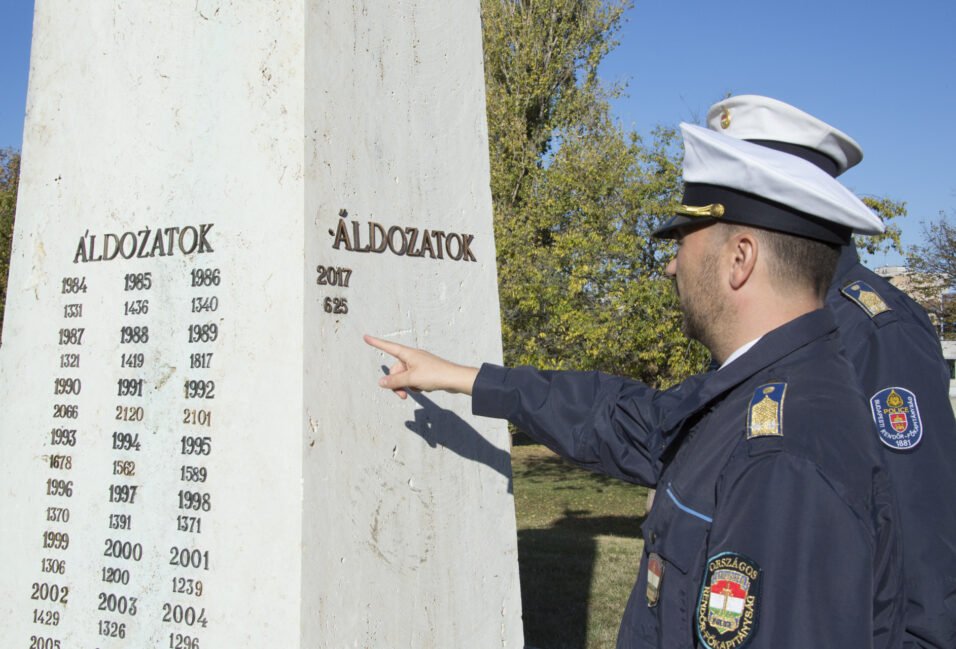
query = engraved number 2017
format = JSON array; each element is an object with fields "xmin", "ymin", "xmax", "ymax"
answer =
[{"xmin": 316, "ymin": 265, "xmax": 351, "ymax": 287}]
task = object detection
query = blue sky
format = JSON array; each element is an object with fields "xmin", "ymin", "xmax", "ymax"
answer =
[{"xmin": 2, "ymin": 1, "xmax": 953, "ymax": 265}]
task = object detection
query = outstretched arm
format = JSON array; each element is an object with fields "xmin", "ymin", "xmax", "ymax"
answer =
[{"xmin": 363, "ymin": 335, "xmax": 479, "ymax": 399}]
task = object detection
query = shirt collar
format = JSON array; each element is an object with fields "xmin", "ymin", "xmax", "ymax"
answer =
[{"xmin": 718, "ymin": 337, "xmax": 762, "ymax": 370}]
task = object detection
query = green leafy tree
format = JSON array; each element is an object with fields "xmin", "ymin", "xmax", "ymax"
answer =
[
  {"xmin": 0, "ymin": 148, "xmax": 20, "ymax": 345},
  {"xmin": 857, "ymin": 196, "xmax": 906, "ymax": 257},
  {"xmin": 481, "ymin": 0, "xmax": 707, "ymax": 387}
]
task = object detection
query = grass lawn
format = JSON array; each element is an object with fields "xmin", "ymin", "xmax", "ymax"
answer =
[{"xmin": 511, "ymin": 441, "xmax": 649, "ymax": 649}]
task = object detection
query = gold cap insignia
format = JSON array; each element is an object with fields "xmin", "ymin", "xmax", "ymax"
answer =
[
  {"xmin": 675, "ymin": 203, "xmax": 725, "ymax": 219},
  {"xmin": 719, "ymin": 109, "xmax": 731, "ymax": 129}
]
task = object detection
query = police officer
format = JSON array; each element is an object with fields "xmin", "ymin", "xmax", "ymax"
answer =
[
  {"xmin": 366, "ymin": 122, "xmax": 905, "ymax": 648},
  {"xmin": 708, "ymin": 95, "xmax": 956, "ymax": 649}
]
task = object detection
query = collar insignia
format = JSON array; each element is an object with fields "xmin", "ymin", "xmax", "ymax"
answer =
[
  {"xmin": 840, "ymin": 280, "xmax": 891, "ymax": 317},
  {"xmin": 646, "ymin": 553, "xmax": 664, "ymax": 607},
  {"xmin": 747, "ymin": 382, "xmax": 786, "ymax": 439},
  {"xmin": 697, "ymin": 552, "xmax": 761, "ymax": 649},
  {"xmin": 870, "ymin": 386, "xmax": 923, "ymax": 450}
]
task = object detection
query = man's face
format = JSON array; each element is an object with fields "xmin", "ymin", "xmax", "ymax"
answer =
[{"xmin": 665, "ymin": 224, "xmax": 726, "ymax": 349}]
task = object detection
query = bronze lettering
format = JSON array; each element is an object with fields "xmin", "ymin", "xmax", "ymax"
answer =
[
  {"xmin": 351, "ymin": 220, "xmax": 371, "ymax": 252},
  {"xmin": 331, "ymin": 218, "xmax": 352, "ymax": 250},
  {"xmin": 445, "ymin": 233, "xmax": 463, "ymax": 260},
  {"xmin": 136, "ymin": 228, "xmax": 152, "ymax": 258},
  {"xmin": 325, "ymin": 212, "xmax": 477, "ymax": 262},
  {"xmin": 418, "ymin": 229, "xmax": 436, "ymax": 259},
  {"xmin": 119, "ymin": 232, "xmax": 137, "ymax": 259},
  {"xmin": 460, "ymin": 233, "xmax": 476, "ymax": 261},
  {"xmin": 178, "ymin": 226, "xmax": 199, "ymax": 255},
  {"xmin": 86, "ymin": 234, "xmax": 103, "ymax": 262},
  {"xmin": 430, "ymin": 230, "xmax": 445, "ymax": 259},
  {"xmin": 150, "ymin": 229, "xmax": 167, "ymax": 257},
  {"xmin": 164, "ymin": 227, "xmax": 180, "ymax": 255},
  {"xmin": 197, "ymin": 223, "xmax": 214, "ymax": 253},
  {"xmin": 101, "ymin": 233, "xmax": 120, "ymax": 260},
  {"xmin": 405, "ymin": 227, "xmax": 423, "ymax": 257},
  {"xmin": 369, "ymin": 222, "xmax": 387, "ymax": 253},
  {"xmin": 387, "ymin": 226, "xmax": 407, "ymax": 255}
]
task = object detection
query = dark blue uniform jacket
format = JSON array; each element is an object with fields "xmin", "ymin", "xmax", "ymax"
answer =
[
  {"xmin": 827, "ymin": 245, "xmax": 956, "ymax": 649},
  {"xmin": 474, "ymin": 309, "xmax": 904, "ymax": 649}
]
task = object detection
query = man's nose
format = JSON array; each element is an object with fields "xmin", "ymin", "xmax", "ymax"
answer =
[{"xmin": 665, "ymin": 257, "xmax": 677, "ymax": 277}]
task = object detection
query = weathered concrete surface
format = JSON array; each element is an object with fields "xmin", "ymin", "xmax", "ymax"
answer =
[{"xmin": 0, "ymin": 2, "xmax": 522, "ymax": 647}]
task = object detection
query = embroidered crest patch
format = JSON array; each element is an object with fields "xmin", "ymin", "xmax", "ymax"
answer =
[
  {"xmin": 747, "ymin": 382, "xmax": 786, "ymax": 439},
  {"xmin": 646, "ymin": 553, "xmax": 664, "ymax": 607},
  {"xmin": 841, "ymin": 281, "xmax": 891, "ymax": 317},
  {"xmin": 870, "ymin": 387, "xmax": 923, "ymax": 450},
  {"xmin": 697, "ymin": 553, "xmax": 760, "ymax": 649}
]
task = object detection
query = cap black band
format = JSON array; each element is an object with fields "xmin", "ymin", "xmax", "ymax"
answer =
[
  {"xmin": 653, "ymin": 183, "xmax": 852, "ymax": 245},
  {"xmin": 746, "ymin": 139, "xmax": 841, "ymax": 177}
]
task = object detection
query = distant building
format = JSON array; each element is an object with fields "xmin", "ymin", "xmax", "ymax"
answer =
[{"xmin": 944, "ymin": 341, "xmax": 956, "ymax": 399}]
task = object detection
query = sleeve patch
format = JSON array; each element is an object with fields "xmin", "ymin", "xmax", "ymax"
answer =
[
  {"xmin": 840, "ymin": 280, "xmax": 891, "ymax": 318},
  {"xmin": 870, "ymin": 387, "xmax": 923, "ymax": 450},
  {"xmin": 747, "ymin": 382, "xmax": 786, "ymax": 439},
  {"xmin": 697, "ymin": 552, "xmax": 761, "ymax": 649}
]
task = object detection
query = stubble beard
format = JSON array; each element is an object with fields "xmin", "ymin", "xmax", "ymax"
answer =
[{"xmin": 677, "ymin": 250, "xmax": 726, "ymax": 353}]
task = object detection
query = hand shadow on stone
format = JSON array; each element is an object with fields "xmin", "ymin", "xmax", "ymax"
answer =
[{"xmin": 381, "ymin": 366, "xmax": 514, "ymax": 494}]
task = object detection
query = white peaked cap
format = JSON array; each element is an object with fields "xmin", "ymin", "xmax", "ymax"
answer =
[
  {"xmin": 653, "ymin": 123, "xmax": 883, "ymax": 242},
  {"xmin": 706, "ymin": 95, "xmax": 863, "ymax": 176}
]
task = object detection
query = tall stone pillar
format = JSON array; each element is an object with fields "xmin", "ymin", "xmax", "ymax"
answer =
[{"xmin": 0, "ymin": 2, "xmax": 523, "ymax": 647}]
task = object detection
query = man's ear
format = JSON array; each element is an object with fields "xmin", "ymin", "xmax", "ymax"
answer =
[{"xmin": 728, "ymin": 230, "xmax": 758, "ymax": 290}]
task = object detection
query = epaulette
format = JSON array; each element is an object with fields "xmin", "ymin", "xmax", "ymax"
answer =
[
  {"xmin": 747, "ymin": 382, "xmax": 786, "ymax": 439},
  {"xmin": 840, "ymin": 280, "xmax": 891, "ymax": 318}
]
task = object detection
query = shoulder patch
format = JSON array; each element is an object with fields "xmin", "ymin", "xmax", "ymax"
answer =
[
  {"xmin": 870, "ymin": 387, "xmax": 923, "ymax": 450},
  {"xmin": 747, "ymin": 382, "xmax": 786, "ymax": 439},
  {"xmin": 697, "ymin": 552, "xmax": 761, "ymax": 649},
  {"xmin": 840, "ymin": 280, "xmax": 891, "ymax": 317}
]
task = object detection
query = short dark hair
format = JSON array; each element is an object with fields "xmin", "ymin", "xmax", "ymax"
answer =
[{"xmin": 723, "ymin": 223, "xmax": 840, "ymax": 299}]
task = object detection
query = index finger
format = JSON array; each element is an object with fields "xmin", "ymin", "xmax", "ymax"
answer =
[{"xmin": 363, "ymin": 334, "xmax": 408, "ymax": 359}]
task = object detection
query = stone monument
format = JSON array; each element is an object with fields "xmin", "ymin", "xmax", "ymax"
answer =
[{"xmin": 0, "ymin": 2, "xmax": 524, "ymax": 647}]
